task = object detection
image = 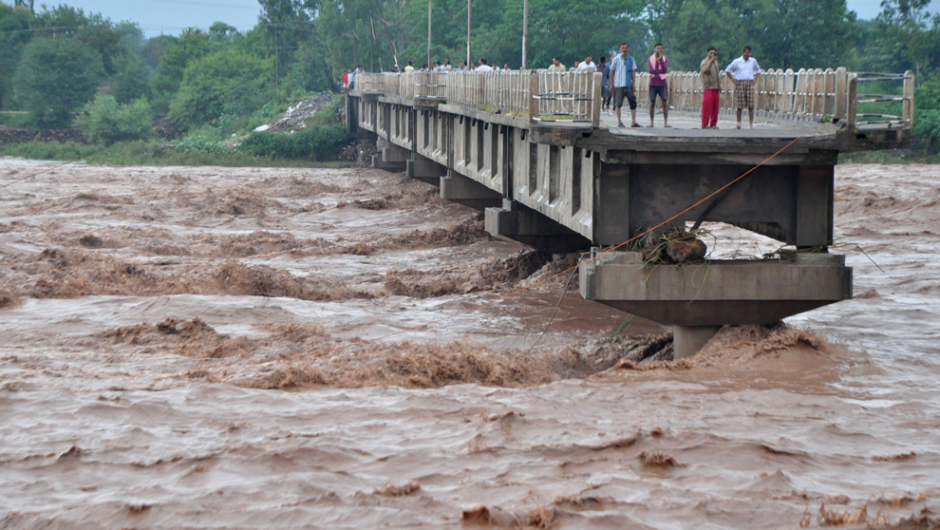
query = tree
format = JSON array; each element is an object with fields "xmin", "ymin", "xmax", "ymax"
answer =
[
  {"xmin": 13, "ymin": 37, "xmax": 104, "ymax": 128},
  {"xmin": 168, "ymin": 48, "xmax": 273, "ymax": 129},
  {"xmin": 112, "ymin": 53, "xmax": 151, "ymax": 104},
  {"xmin": 0, "ymin": 3, "xmax": 34, "ymax": 110},
  {"xmin": 35, "ymin": 6, "xmax": 123, "ymax": 74},
  {"xmin": 76, "ymin": 93, "xmax": 153, "ymax": 145}
]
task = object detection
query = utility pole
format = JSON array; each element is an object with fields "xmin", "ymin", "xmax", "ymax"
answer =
[
  {"xmin": 427, "ymin": 0, "xmax": 432, "ymax": 69},
  {"xmin": 274, "ymin": 25, "xmax": 279, "ymax": 87},
  {"xmin": 466, "ymin": 0, "xmax": 472, "ymax": 68},
  {"xmin": 521, "ymin": 0, "xmax": 528, "ymax": 68}
]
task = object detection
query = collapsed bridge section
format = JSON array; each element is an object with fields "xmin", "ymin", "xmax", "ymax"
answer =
[{"xmin": 347, "ymin": 68, "xmax": 913, "ymax": 355}]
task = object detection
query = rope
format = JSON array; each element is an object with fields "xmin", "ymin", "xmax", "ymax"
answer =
[{"xmin": 197, "ymin": 121, "xmax": 831, "ymax": 371}]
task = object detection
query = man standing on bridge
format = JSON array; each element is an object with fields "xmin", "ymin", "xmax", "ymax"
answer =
[
  {"xmin": 725, "ymin": 46, "xmax": 761, "ymax": 129},
  {"xmin": 648, "ymin": 43, "xmax": 669, "ymax": 127},
  {"xmin": 700, "ymin": 46, "xmax": 721, "ymax": 128},
  {"xmin": 609, "ymin": 42, "xmax": 639, "ymax": 128}
]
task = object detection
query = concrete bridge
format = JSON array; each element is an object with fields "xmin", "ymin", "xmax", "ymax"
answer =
[{"xmin": 347, "ymin": 68, "xmax": 914, "ymax": 356}]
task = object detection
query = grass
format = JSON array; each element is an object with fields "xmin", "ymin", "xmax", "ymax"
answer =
[
  {"xmin": 0, "ymin": 140, "xmax": 354, "ymax": 168},
  {"xmin": 839, "ymin": 150, "xmax": 940, "ymax": 164}
]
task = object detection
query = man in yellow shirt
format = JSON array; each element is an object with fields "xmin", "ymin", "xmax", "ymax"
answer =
[
  {"xmin": 404, "ymin": 60, "xmax": 415, "ymax": 73},
  {"xmin": 548, "ymin": 57, "xmax": 566, "ymax": 72}
]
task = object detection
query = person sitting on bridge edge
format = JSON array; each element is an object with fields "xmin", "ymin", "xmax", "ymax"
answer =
[
  {"xmin": 548, "ymin": 56, "xmax": 566, "ymax": 72},
  {"xmin": 609, "ymin": 42, "xmax": 640, "ymax": 128},
  {"xmin": 577, "ymin": 55, "xmax": 596, "ymax": 71},
  {"xmin": 648, "ymin": 43, "xmax": 670, "ymax": 128},
  {"xmin": 725, "ymin": 45, "xmax": 762, "ymax": 129},
  {"xmin": 700, "ymin": 46, "xmax": 721, "ymax": 128}
]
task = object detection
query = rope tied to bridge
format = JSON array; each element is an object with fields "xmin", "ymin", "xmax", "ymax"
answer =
[{"xmin": 194, "ymin": 121, "xmax": 832, "ymax": 372}]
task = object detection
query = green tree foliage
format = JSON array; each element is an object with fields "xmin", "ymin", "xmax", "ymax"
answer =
[
  {"xmin": 13, "ymin": 37, "xmax": 104, "ymax": 127},
  {"xmin": 112, "ymin": 53, "xmax": 151, "ymax": 104},
  {"xmin": 151, "ymin": 28, "xmax": 212, "ymax": 106},
  {"xmin": 168, "ymin": 48, "xmax": 273, "ymax": 129},
  {"xmin": 34, "ymin": 6, "xmax": 123, "ymax": 74},
  {"xmin": 0, "ymin": 3, "xmax": 33, "ymax": 110},
  {"xmin": 77, "ymin": 93, "xmax": 154, "ymax": 144}
]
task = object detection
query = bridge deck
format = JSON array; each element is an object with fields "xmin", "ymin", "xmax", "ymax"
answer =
[{"xmin": 598, "ymin": 110, "xmax": 831, "ymax": 139}]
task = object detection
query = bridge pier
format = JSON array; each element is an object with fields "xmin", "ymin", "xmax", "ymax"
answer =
[
  {"xmin": 580, "ymin": 250, "xmax": 851, "ymax": 355},
  {"xmin": 406, "ymin": 154, "xmax": 447, "ymax": 186},
  {"xmin": 440, "ymin": 171, "xmax": 503, "ymax": 211},
  {"xmin": 485, "ymin": 200, "xmax": 590, "ymax": 254}
]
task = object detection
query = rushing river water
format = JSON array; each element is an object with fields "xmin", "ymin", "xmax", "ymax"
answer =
[{"xmin": 1, "ymin": 159, "xmax": 938, "ymax": 529}]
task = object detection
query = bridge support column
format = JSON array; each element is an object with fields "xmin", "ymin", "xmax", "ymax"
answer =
[
  {"xmin": 673, "ymin": 326, "xmax": 721, "ymax": 359},
  {"xmin": 440, "ymin": 171, "xmax": 503, "ymax": 211},
  {"xmin": 580, "ymin": 251, "xmax": 851, "ymax": 357},
  {"xmin": 406, "ymin": 155, "xmax": 446, "ymax": 186},
  {"xmin": 485, "ymin": 200, "xmax": 590, "ymax": 253},
  {"xmin": 372, "ymin": 143, "xmax": 409, "ymax": 172}
]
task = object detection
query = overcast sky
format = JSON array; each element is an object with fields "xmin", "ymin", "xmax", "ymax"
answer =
[{"xmin": 13, "ymin": 0, "xmax": 940, "ymax": 36}]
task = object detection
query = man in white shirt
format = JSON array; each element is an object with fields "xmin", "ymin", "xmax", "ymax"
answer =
[
  {"xmin": 576, "ymin": 55, "xmax": 596, "ymax": 71},
  {"xmin": 725, "ymin": 46, "xmax": 761, "ymax": 129},
  {"xmin": 476, "ymin": 58, "xmax": 493, "ymax": 72}
]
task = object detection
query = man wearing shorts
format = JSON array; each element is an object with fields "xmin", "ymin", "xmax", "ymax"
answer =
[
  {"xmin": 725, "ymin": 45, "xmax": 762, "ymax": 129},
  {"xmin": 609, "ymin": 42, "xmax": 639, "ymax": 128},
  {"xmin": 647, "ymin": 43, "xmax": 669, "ymax": 127}
]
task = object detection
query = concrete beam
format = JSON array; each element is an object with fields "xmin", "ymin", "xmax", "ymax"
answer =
[
  {"xmin": 485, "ymin": 200, "xmax": 591, "ymax": 253},
  {"xmin": 406, "ymin": 155, "xmax": 446, "ymax": 186},
  {"xmin": 440, "ymin": 171, "xmax": 503, "ymax": 211},
  {"xmin": 580, "ymin": 251, "xmax": 851, "ymax": 327}
]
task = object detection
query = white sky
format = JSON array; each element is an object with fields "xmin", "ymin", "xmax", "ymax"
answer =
[{"xmin": 12, "ymin": 0, "xmax": 940, "ymax": 36}]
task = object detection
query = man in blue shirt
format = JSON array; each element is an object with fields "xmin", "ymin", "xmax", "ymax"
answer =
[{"xmin": 609, "ymin": 42, "xmax": 639, "ymax": 128}]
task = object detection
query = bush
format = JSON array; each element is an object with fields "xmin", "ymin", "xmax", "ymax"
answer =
[
  {"xmin": 238, "ymin": 124, "xmax": 347, "ymax": 160},
  {"xmin": 13, "ymin": 37, "xmax": 105, "ymax": 128},
  {"xmin": 168, "ymin": 48, "xmax": 272, "ymax": 130},
  {"xmin": 76, "ymin": 94, "xmax": 154, "ymax": 145},
  {"xmin": 915, "ymin": 109, "xmax": 940, "ymax": 154}
]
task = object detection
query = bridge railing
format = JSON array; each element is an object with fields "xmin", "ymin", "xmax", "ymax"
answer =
[{"xmin": 354, "ymin": 68, "xmax": 913, "ymax": 130}]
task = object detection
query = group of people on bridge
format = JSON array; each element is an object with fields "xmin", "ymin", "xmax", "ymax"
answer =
[
  {"xmin": 350, "ymin": 43, "xmax": 763, "ymax": 131},
  {"xmin": 603, "ymin": 43, "xmax": 762, "ymax": 130}
]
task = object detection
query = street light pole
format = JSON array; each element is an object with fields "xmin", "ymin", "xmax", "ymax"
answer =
[
  {"xmin": 427, "ymin": 0, "xmax": 432, "ymax": 69},
  {"xmin": 467, "ymin": 0, "xmax": 472, "ymax": 68},
  {"xmin": 521, "ymin": 0, "xmax": 528, "ymax": 69}
]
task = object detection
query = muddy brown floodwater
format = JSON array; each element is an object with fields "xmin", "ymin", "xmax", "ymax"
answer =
[{"xmin": 1, "ymin": 158, "xmax": 939, "ymax": 529}]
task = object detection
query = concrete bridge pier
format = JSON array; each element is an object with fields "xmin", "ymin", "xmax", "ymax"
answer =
[
  {"xmin": 486, "ymin": 200, "xmax": 591, "ymax": 254},
  {"xmin": 372, "ymin": 143, "xmax": 409, "ymax": 172},
  {"xmin": 673, "ymin": 326, "xmax": 722, "ymax": 359},
  {"xmin": 580, "ymin": 250, "xmax": 852, "ymax": 357},
  {"xmin": 440, "ymin": 171, "xmax": 503, "ymax": 211},
  {"xmin": 406, "ymin": 154, "xmax": 447, "ymax": 186}
]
